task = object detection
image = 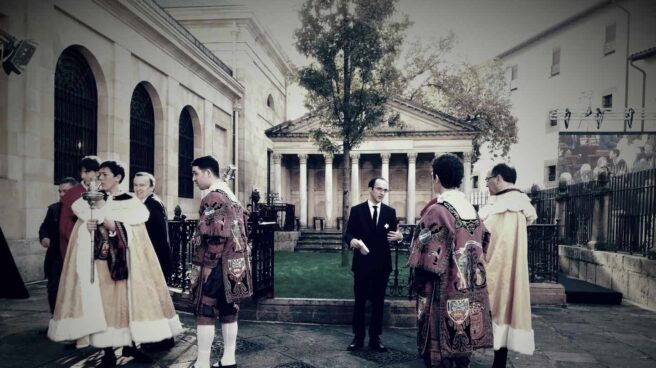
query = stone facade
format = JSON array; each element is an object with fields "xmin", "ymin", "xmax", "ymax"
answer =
[
  {"xmin": 266, "ymin": 97, "xmax": 478, "ymax": 227},
  {"xmin": 0, "ymin": 0, "xmax": 292, "ymax": 282},
  {"xmin": 159, "ymin": 1, "xmax": 294, "ymax": 203},
  {"xmin": 476, "ymin": 0, "xmax": 656, "ymax": 189},
  {"xmin": 274, "ymin": 231, "xmax": 299, "ymax": 252},
  {"xmin": 560, "ymin": 245, "xmax": 656, "ymax": 310}
]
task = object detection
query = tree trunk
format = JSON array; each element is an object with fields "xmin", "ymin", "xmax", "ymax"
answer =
[{"xmin": 341, "ymin": 148, "xmax": 351, "ymax": 267}]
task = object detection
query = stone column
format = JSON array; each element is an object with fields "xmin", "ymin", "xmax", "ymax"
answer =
[
  {"xmin": 272, "ymin": 153, "xmax": 282, "ymax": 202},
  {"xmin": 381, "ymin": 152, "xmax": 391, "ymax": 205},
  {"xmin": 299, "ymin": 154, "xmax": 308, "ymax": 228},
  {"xmin": 463, "ymin": 151, "xmax": 473, "ymax": 196},
  {"xmin": 406, "ymin": 152, "xmax": 417, "ymax": 224},
  {"xmin": 350, "ymin": 152, "xmax": 360, "ymax": 207},
  {"xmin": 324, "ymin": 153, "xmax": 333, "ymax": 228},
  {"xmin": 555, "ymin": 179, "xmax": 569, "ymax": 241},
  {"xmin": 587, "ymin": 171, "xmax": 610, "ymax": 250}
]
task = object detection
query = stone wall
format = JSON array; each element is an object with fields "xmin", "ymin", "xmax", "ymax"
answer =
[
  {"xmin": 0, "ymin": 0, "xmax": 247, "ymax": 283},
  {"xmin": 274, "ymin": 231, "xmax": 299, "ymax": 252},
  {"xmin": 559, "ymin": 245, "xmax": 656, "ymax": 310}
]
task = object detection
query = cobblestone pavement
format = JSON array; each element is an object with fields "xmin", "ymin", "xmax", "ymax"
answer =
[{"xmin": 1, "ymin": 283, "xmax": 655, "ymax": 367}]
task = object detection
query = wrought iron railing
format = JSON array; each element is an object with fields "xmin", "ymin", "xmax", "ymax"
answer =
[
  {"xmin": 608, "ymin": 168, "xmax": 656, "ymax": 256},
  {"xmin": 248, "ymin": 208, "xmax": 276, "ymax": 299},
  {"xmin": 387, "ymin": 224, "xmax": 415, "ymax": 299},
  {"xmin": 258, "ymin": 203, "xmax": 296, "ymax": 231},
  {"xmin": 167, "ymin": 219, "xmax": 197, "ymax": 291},
  {"xmin": 561, "ymin": 181, "xmax": 596, "ymax": 245},
  {"xmin": 528, "ymin": 186, "xmax": 559, "ymax": 225},
  {"xmin": 141, "ymin": 0, "xmax": 233, "ymax": 76},
  {"xmin": 527, "ymin": 224, "xmax": 560, "ymax": 283}
]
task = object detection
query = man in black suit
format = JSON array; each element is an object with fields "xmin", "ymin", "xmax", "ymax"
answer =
[
  {"xmin": 343, "ymin": 176, "xmax": 403, "ymax": 352},
  {"xmin": 133, "ymin": 172, "xmax": 174, "ymax": 352},
  {"xmin": 39, "ymin": 177, "xmax": 78, "ymax": 314},
  {"xmin": 133, "ymin": 172, "xmax": 172, "ymax": 279}
]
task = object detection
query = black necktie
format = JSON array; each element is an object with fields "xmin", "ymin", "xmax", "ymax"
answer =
[{"xmin": 372, "ymin": 205, "xmax": 378, "ymax": 227}]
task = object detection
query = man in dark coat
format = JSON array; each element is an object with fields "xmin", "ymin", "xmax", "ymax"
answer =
[
  {"xmin": 39, "ymin": 177, "xmax": 78, "ymax": 313},
  {"xmin": 133, "ymin": 171, "xmax": 174, "ymax": 353},
  {"xmin": 343, "ymin": 176, "xmax": 403, "ymax": 352},
  {"xmin": 133, "ymin": 172, "xmax": 172, "ymax": 279}
]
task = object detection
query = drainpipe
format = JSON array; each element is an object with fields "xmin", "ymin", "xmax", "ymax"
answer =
[
  {"xmin": 612, "ymin": 1, "xmax": 630, "ymax": 114},
  {"xmin": 629, "ymin": 59, "xmax": 646, "ymax": 130}
]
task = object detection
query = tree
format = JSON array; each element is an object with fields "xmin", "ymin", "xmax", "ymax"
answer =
[
  {"xmin": 294, "ymin": 0, "xmax": 409, "ymax": 266},
  {"xmin": 403, "ymin": 41, "xmax": 518, "ymax": 162}
]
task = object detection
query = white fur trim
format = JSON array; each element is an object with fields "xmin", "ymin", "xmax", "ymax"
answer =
[
  {"xmin": 48, "ymin": 225, "xmax": 107, "ymax": 343},
  {"xmin": 492, "ymin": 322, "xmax": 535, "ymax": 355},
  {"xmin": 130, "ymin": 315, "xmax": 184, "ymax": 343},
  {"xmin": 47, "ymin": 316, "xmax": 107, "ymax": 343},
  {"xmin": 72, "ymin": 197, "xmax": 108, "ymax": 223},
  {"xmin": 89, "ymin": 327, "xmax": 133, "ymax": 348},
  {"xmin": 479, "ymin": 190, "xmax": 537, "ymax": 224},
  {"xmin": 437, "ymin": 190, "xmax": 477, "ymax": 219},
  {"xmin": 208, "ymin": 181, "xmax": 240, "ymax": 203}
]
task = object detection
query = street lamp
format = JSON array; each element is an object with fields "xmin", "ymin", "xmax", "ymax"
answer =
[{"xmin": 0, "ymin": 28, "xmax": 37, "ymax": 75}]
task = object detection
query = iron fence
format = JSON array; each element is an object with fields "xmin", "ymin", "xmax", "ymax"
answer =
[
  {"xmin": 608, "ymin": 168, "xmax": 656, "ymax": 256},
  {"xmin": 167, "ymin": 219, "xmax": 197, "ymax": 291},
  {"xmin": 561, "ymin": 181, "xmax": 596, "ymax": 245},
  {"xmin": 528, "ymin": 187, "xmax": 559, "ymax": 225},
  {"xmin": 469, "ymin": 191, "xmax": 490, "ymax": 212},
  {"xmin": 527, "ymin": 224, "xmax": 560, "ymax": 283},
  {"xmin": 258, "ymin": 203, "xmax": 296, "ymax": 231},
  {"xmin": 386, "ymin": 224, "xmax": 415, "ymax": 299}
]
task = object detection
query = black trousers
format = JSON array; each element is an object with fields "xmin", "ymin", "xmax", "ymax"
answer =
[
  {"xmin": 46, "ymin": 254, "xmax": 63, "ymax": 314},
  {"xmin": 352, "ymin": 270, "xmax": 390, "ymax": 341}
]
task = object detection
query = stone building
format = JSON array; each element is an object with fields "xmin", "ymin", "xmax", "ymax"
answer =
[
  {"xmin": 0, "ymin": 0, "xmax": 292, "ymax": 282},
  {"xmin": 158, "ymin": 0, "xmax": 295, "ymax": 202},
  {"xmin": 475, "ymin": 0, "xmax": 656, "ymax": 189},
  {"xmin": 266, "ymin": 97, "xmax": 477, "ymax": 228}
]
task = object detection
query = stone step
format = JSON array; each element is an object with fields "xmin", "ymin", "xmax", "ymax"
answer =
[
  {"xmin": 239, "ymin": 298, "xmax": 416, "ymax": 327},
  {"xmin": 559, "ymin": 273, "xmax": 623, "ymax": 304}
]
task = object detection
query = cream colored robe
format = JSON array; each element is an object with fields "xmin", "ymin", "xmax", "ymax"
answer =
[
  {"xmin": 48, "ymin": 194, "xmax": 182, "ymax": 348},
  {"xmin": 479, "ymin": 190, "xmax": 537, "ymax": 355}
]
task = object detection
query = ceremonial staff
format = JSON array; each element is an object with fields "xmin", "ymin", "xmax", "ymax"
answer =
[{"xmin": 82, "ymin": 180, "xmax": 103, "ymax": 283}]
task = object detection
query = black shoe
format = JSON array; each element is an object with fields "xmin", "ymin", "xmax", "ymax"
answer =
[
  {"xmin": 122, "ymin": 345, "xmax": 154, "ymax": 363},
  {"xmin": 142, "ymin": 338, "xmax": 175, "ymax": 352},
  {"xmin": 369, "ymin": 339, "xmax": 388, "ymax": 352},
  {"xmin": 347, "ymin": 338, "xmax": 364, "ymax": 351},
  {"xmin": 99, "ymin": 350, "xmax": 117, "ymax": 368}
]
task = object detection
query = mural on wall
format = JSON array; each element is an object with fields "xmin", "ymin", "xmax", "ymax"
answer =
[{"xmin": 558, "ymin": 133, "xmax": 656, "ymax": 183}]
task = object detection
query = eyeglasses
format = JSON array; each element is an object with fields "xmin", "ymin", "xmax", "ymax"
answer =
[
  {"xmin": 485, "ymin": 175, "xmax": 496, "ymax": 181},
  {"xmin": 374, "ymin": 187, "xmax": 389, "ymax": 193}
]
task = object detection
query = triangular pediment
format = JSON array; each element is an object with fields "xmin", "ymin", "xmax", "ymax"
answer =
[{"xmin": 266, "ymin": 97, "xmax": 476, "ymax": 139}]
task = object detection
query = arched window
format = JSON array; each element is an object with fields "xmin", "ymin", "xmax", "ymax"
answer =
[
  {"xmin": 178, "ymin": 108, "xmax": 194, "ymax": 198},
  {"xmin": 129, "ymin": 83, "xmax": 155, "ymax": 188},
  {"xmin": 266, "ymin": 94, "xmax": 274, "ymax": 110},
  {"xmin": 54, "ymin": 47, "xmax": 97, "ymax": 183}
]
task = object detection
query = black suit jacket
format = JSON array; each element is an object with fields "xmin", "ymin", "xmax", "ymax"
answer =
[
  {"xmin": 39, "ymin": 202, "xmax": 61, "ymax": 278},
  {"xmin": 343, "ymin": 201, "xmax": 399, "ymax": 275},
  {"xmin": 143, "ymin": 193, "xmax": 172, "ymax": 279}
]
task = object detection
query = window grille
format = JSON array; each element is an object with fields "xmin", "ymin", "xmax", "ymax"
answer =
[
  {"xmin": 129, "ymin": 83, "xmax": 155, "ymax": 188},
  {"xmin": 54, "ymin": 47, "xmax": 97, "ymax": 183},
  {"xmin": 178, "ymin": 108, "xmax": 194, "ymax": 198}
]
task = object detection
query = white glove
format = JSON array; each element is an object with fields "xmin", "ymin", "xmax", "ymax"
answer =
[{"xmin": 357, "ymin": 239, "xmax": 369, "ymax": 255}]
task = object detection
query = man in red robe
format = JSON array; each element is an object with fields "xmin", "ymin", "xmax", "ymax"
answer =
[
  {"xmin": 408, "ymin": 154, "xmax": 493, "ymax": 368},
  {"xmin": 58, "ymin": 156, "xmax": 101, "ymax": 260}
]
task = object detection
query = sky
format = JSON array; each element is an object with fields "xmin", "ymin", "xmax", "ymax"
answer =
[{"xmin": 233, "ymin": 0, "xmax": 602, "ymax": 119}]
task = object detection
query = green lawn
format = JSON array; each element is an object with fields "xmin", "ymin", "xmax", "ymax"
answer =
[{"xmin": 274, "ymin": 251, "xmax": 410, "ymax": 299}]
